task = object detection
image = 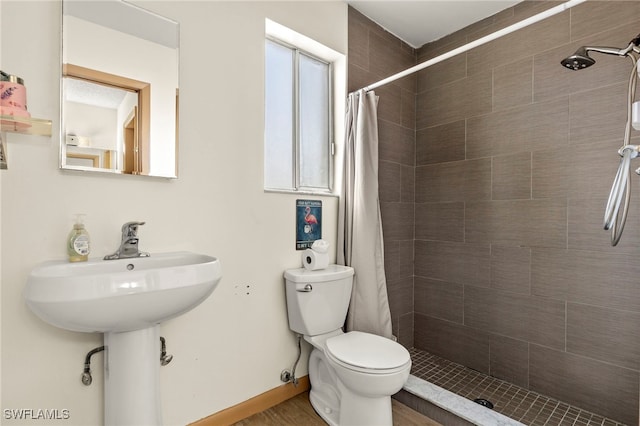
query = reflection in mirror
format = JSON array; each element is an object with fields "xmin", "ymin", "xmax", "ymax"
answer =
[
  {"xmin": 63, "ymin": 64, "xmax": 150, "ymax": 174},
  {"xmin": 61, "ymin": 0, "xmax": 179, "ymax": 178}
]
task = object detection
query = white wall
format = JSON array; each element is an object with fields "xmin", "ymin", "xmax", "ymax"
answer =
[
  {"xmin": 1, "ymin": 2, "xmax": 347, "ymax": 425},
  {"xmin": 64, "ymin": 101, "xmax": 118, "ymax": 150},
  {"xmin": 0, "ymin": 0, "xmax": 4, "ymax": 413}
]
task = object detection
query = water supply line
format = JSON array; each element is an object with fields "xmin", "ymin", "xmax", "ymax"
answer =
[
  {"xmin": 81, "ymin": 346, "xmax": 105, "ymax": 386},
  {"xmin": 281, "ymin": 334, "xmax": 303, "ymax": 386},
  {"xmin": 290, "ymin": 334, "xmax": 302, "ymax": 386}
]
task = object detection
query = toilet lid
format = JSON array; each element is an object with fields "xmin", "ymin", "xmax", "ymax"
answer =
[{"xmin": 325, "ymin": 331, "xmax": 410, "ymax": 370}]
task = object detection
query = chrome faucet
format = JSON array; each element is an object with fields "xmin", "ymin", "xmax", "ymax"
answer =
[{"xmin": 104, "ymin": 221, "xmax": 150, "ymax": 260}]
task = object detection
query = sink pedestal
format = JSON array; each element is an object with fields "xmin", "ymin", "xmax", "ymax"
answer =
[{"xmin": 105, "ymin": 326, "xmax": 162, "ymax": 426}]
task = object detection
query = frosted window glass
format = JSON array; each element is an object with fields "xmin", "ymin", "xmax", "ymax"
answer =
[
  {"xmin": 264, "ymin": 40, "xmax": 294, "ymax": 190},
  {"xmin": 299, "ymin": 54, "xmax": 330, "ymax": 189}
]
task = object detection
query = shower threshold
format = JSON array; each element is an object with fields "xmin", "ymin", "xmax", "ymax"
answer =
[{"xmin": 395, "ymin": 348, "xmax": 626, "ymax": 426}]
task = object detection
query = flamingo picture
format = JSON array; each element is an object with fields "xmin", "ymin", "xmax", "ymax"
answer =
[
  {"xmin": 296, "ymin": 200, "xmax": 322, "ymax": 249},
  {"xmin": 304, "ymin": 206, "xmax": 319, "ymax": 233}
]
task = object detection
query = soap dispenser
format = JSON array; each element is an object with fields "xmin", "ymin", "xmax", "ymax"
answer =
[{"xmin": 67, "ymin": 214, "xmax": 90, "ymax": 262}]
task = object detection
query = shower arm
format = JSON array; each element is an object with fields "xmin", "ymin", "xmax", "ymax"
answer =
[
  {"xmin": 584, "ymin": 46, "xmax": 631, "ymax": 57},
  {"xmin": 585, "ymin": 33, "xmax": 640, "ymax": 58}
]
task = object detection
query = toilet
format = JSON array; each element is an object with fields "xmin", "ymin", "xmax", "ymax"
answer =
[{"xmin": 284, "ymin": 265, "xmax": 411, "ymax": 426}]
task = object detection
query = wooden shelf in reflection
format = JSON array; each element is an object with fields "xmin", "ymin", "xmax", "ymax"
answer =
[{"xmin": 1, "ymin": 115, "xmax": 52, "ymax": 136}]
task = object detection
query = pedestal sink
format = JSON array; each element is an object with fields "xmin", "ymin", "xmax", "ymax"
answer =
[{"xmin": 24, "ymin": 251, "xmax": 222, "ymax": 426}]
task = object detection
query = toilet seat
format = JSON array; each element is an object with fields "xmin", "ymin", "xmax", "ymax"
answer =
[{"xmin": 325, "ymin": 331, "xmax": 410, "ymax": 374}]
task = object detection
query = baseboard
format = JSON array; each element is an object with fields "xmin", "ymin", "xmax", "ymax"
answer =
[{"xmin": 190, "ymin": 375, "xmax": 310, "ymax": 426}]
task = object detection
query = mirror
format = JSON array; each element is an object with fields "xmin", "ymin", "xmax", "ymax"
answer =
[{"xmin": 61, "ymin": 0, "xmax": 179, "ymax": 178}]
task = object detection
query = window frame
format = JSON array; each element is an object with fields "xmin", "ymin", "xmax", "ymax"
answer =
[{"xmin": 264, "ymin": 36, "xmax": 334, "ymax": 194}]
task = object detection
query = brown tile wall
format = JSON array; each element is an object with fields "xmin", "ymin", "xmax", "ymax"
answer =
[
  {"xmin": 413, "ymin": 2, "xmax": 640, "ymax": 424},
  {"xmin": 347, "ymin": 7, "xmax": 417, "ymax": 348},
  {"xmin": 350, "ymin": 2, "xmax": 640, "ymax": 423}
]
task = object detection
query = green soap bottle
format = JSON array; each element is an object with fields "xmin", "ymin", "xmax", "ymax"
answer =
[{"xmin": 67, "ymin": 214, "xmax": 90, "ymax": 262}]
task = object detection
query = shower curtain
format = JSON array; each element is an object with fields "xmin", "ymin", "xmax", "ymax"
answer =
[{"xmin": 338, "ymin": 89, "xmax": 393, "ymax": 339}]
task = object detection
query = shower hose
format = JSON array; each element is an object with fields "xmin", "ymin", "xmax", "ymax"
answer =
[{"xmin": 603, "ymin": 55, "xmax": 640, "ymax": 246}]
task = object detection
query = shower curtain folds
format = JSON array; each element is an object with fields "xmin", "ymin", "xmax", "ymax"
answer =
[{"xmin": 338, "ymin": 89, "xmax": 393, "ymax": 339}]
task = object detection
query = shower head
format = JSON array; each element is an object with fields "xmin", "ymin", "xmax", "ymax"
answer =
[
  {"xmin": 561, "ymin": 46, "xmax": 630, "ymax": 70},
  {"xmin": 561, "ymin": 47, "xmax": 596, "ymax": 70},
  {"xmin": 561, "ymin": 35, "xmax": 640, "ymax": 71}
]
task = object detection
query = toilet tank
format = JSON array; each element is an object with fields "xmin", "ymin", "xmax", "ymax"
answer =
[{"xmin": 284, "ymin": 265, "xmax": 354, "ymax": 336}]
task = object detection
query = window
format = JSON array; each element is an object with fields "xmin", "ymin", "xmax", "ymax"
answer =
[{"xmin": 264, "ymin": 38, "xmax": 333, "ymax": 193}]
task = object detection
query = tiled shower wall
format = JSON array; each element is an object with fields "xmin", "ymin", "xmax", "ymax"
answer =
[
  {"xmin": 414, "ymin": 2, "xmax": 640, "ymax": 424},
  {"xmin": 349, "ymin": 2, "xmax": 640, "ymax": 425},
  {"xmin": 347, "ymin": 7, "xmax": 417, "ymax": 347}
]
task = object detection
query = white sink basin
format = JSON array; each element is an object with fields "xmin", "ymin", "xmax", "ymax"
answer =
[{"xmin": 24, "ymin": 251, "xmax": 222, "ymax": 333}]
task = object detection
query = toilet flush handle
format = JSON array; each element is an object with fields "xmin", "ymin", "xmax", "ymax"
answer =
[{"xmin": 297, "ymin": 284, "xmax": 313, "ymax": 292}]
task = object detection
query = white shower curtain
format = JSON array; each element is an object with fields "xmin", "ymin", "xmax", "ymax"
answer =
[{"xmin": 338, "ymin": 89, "xmax": 393, "ymax": 339}]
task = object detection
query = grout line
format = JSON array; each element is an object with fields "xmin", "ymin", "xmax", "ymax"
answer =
[
  {"xmin": 557, "ymin": 404, "xmax": 571, "ymax": 426},
  {"xmin": 520, "ymin": 394, "xmax": 542, "ymax": 423}
]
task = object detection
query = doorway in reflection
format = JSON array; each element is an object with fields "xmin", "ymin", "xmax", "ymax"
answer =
[{"xmin": 63, "ymin": 65, "xmax": 149, "ymax": 175}]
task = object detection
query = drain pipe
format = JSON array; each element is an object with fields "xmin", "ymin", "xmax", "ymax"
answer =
[{"xmin": 82, "ymin": 337, "xmax": 172, "ymax": 386}]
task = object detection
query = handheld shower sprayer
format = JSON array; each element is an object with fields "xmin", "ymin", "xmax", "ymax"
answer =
[{"xmin": 561, "ymin": 34, "xmax": 640, "ymax": 246}]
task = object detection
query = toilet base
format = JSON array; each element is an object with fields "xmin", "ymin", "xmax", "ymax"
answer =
[
  {"xmin": 309, "ymin": 380, "xmax": 393, "ymax": 426},
  {"xmin": 309, "ymin": 387, "xmax": 339, "ymax": 426},
  {"xmin": 337, "ymin": 379, "xmax": 392, "ymax": 426},
  {"xmin": 308, "ymin": 348, "xmax": 394, "ymax": 426},
  {"xmin": 308, "ymin": 348, "xmax": 341, "ymax": 425}
]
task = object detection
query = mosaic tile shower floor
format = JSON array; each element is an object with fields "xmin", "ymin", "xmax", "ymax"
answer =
[{"xmin": 409, "ymin": 348, "xmax": 626, "ymax": 426}]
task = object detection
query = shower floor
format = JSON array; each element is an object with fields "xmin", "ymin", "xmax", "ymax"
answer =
[{"xmin": 407, "ymin": 348, "xmax": 626, "ymax": 426}]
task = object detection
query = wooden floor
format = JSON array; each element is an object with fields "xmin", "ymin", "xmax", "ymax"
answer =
[{"xmin": 233, "ymin": 392, "xmax": 441, "ymax": 425}]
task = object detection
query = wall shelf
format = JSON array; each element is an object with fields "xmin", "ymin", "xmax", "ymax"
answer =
[{"xmin": 1, "ymin": 115, "xmax": 52, "ymax": 136}]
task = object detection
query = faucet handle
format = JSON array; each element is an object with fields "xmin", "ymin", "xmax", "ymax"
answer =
[{"xmin": 121, "ymin": 221, "xmax": 145, "ymax": 237}]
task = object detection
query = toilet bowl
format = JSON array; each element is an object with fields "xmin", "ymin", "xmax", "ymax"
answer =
[
  {"xmin": 284, "ymin": 266, "xmax": 411, "ymax": 426},
  {"xmin": 305, "ymin": 330, "xmax": 410, "ymax": 425}
]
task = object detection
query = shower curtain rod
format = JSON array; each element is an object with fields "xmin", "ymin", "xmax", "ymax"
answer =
[{"xmin": 357, "ymin": 0, "xmax": 587, "ymax": 93}]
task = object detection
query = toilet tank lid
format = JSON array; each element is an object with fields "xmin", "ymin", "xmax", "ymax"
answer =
[{"xmin": 284, "ymin": 265, "xmax": 354, "ymax": 283}]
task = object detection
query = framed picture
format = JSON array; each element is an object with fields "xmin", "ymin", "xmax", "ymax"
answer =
[{"xmin": 296, "ymin": 199, "xmax": 322, "ymax": 250}]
